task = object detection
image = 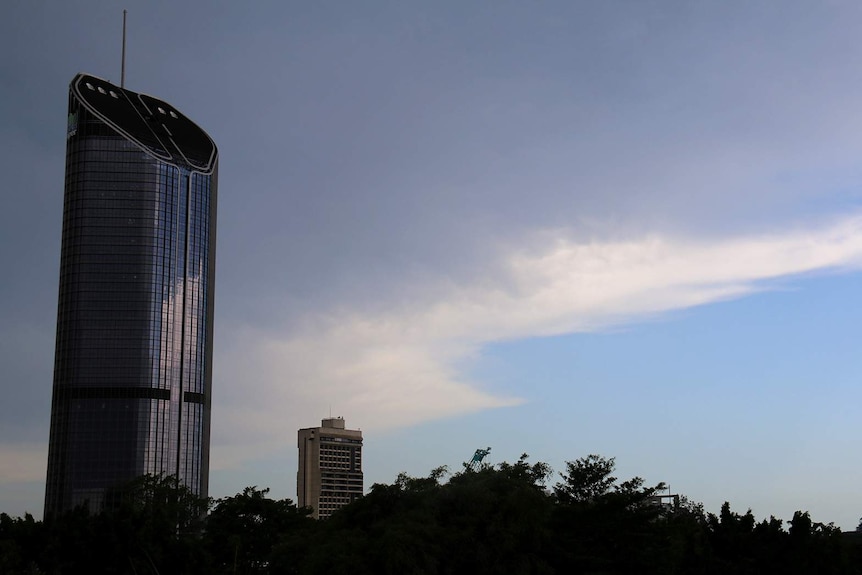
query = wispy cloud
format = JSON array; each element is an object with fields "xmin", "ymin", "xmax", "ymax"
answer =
[
  {"xmin": 0, "ymin": 444, "xmax": 46, "ymax": 483},
  {"xmin": 211, "ymin": 215, "xmax": 862, "ymax": 469}
]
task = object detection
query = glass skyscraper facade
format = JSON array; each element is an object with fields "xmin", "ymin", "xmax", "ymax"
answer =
[{"xmin": 45, "ymin": 73, "xmax": 218, "ymax": 515}]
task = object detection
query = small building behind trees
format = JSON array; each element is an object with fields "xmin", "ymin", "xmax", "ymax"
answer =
[{"xmin": 297, "ymin": 417, "xmax": 364, "ymax": 519}]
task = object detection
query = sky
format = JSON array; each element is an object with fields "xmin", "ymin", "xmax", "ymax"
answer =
[{"xmin": 2, "ymin": 0, "xmax": 862, "ymax": 528}]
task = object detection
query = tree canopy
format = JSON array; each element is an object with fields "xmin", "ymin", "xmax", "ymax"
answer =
[{"xmin": 2, "ymin": 456, "xmax": 861, "ymax": 574}]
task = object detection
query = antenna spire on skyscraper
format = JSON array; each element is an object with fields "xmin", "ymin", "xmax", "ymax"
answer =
[{"xmin": 121, "ymin": 10, "xmax": 127, "ymax": 88}]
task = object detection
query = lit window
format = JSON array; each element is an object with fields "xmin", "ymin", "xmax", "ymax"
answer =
[
  {"xmin": 109, "ymin": 91, "xmax": 118, "ymax": 98},
  {"xmin": 85, "ymin": 82, "xmax": 95, "ymax": 90},
  {"xmin": 169, "ymin": 110, "xmax": 178, "ymax": 119},
  {"xmin": 157, "ymin": 107, "xmax": 166, "ymax": 114},
  {"xmin": 98, "ymin": 86, "xmax": 106, "ymax": 94}
]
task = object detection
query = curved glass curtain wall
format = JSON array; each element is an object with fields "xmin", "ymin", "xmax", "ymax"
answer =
[{"xmin": 45, "ymin": 81, "xmax": 216, "ymax": 515}]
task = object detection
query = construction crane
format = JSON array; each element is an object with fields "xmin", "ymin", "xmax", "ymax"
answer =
[{"xmin": 466, "ymin": 446, "xmax": 492, "ymax": 471}]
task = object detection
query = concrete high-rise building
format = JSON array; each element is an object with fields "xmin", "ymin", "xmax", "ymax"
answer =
[
  {"xmin": 297, "ymin": 418, "xmax": 363, "ymax": 519},
  {"xmin": 44, "ymin": 73, "xmax": 218, "ymax": 516}
]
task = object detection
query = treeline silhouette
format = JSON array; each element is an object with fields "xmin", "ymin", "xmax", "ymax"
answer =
[{"xmin": 2, "ymin": 454, "xmax": 861, "ymax": 574}]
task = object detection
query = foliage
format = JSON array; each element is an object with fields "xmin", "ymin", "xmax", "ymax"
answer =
[
  {"xmin": 3, "ymin": 458, "xmax": 862, "ymax": 574},
  {"xmin": 207, "ymin": 486, "xmax": 311, "ymax": 575},
  {"xmin": 295, "ymin": 454, "xmax": 555, "ymax": 575},
  {"xmin": 554, "ymin": 453, "xmax": 618, "ymax": 504},
  {"xmin": 550, "ymin": 454, "xmax": 670, "ymax": 574},
  {"xmin": 0, "ymin": 513, "xmax": 42, "ymax": 575}
]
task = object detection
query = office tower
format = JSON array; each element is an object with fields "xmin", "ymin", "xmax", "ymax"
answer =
[
  {"xmin": 44, "ymin": 73, "xmax": 218, "ymax": 516},
  {"xmin": 297, "ymin": 418, "xmax": 364, "ymax": 519}
]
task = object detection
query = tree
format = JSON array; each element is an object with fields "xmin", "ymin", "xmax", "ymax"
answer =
[
  {"xmin": 551, "ymin": 454, "xmax": 669, "ymax": 574},
  {"xmin": 296, "ymin": 457, "xmax": 556, "ymax": 575},
  {"xmin": 38, "ymin": 474, "xmax": 211, "ymax": 574},
  {"xmin": 554, "ymin": 454, "xmax": 617, "ymax": 504},
  {"xmin": 0, "ymin": 513, "xmax": 43, "ymax": 575},
  {"xmin": 207, "ymin": 487, "xmax": 311, "ymax": 575}
]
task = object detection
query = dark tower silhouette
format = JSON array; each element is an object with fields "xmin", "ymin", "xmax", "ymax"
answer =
[{"xmin": 45, "ymin": 73, "xmax": 218, "ymax": 515}]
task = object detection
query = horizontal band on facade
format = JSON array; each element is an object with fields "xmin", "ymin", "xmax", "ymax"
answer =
[
  {"xmin": 183, "ymin": 391, "xmax": 205, "ymax": 404},
  {"xmin": 53, "ymin": 387, "xmax": 207, "ymax": 404},
  {"xmin": 55, "ymin": 386, "xmax": 171, "ymax": 401}
]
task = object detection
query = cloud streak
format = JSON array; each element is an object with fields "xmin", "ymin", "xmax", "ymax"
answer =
[
  {"xmin": 0, "ymin": 445, "xmax": 47, "ymax": 483},
  {"xmin": 211, "ymin": 215, "xmax": 862, "ymax": 469}
]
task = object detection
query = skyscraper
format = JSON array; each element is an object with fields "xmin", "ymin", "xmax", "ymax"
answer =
[
  {"xmin": 44, "ymin": 73, "xmax": 218, "ymax": 516},
  {"xmin": 297, "ymin": 418, "xmax": 364, "ymax": 519}
]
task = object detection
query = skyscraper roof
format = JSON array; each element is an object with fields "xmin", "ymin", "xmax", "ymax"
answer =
[{"xmin": 71, "ymin": 73, "xmax": 217, "ymax": 171}]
